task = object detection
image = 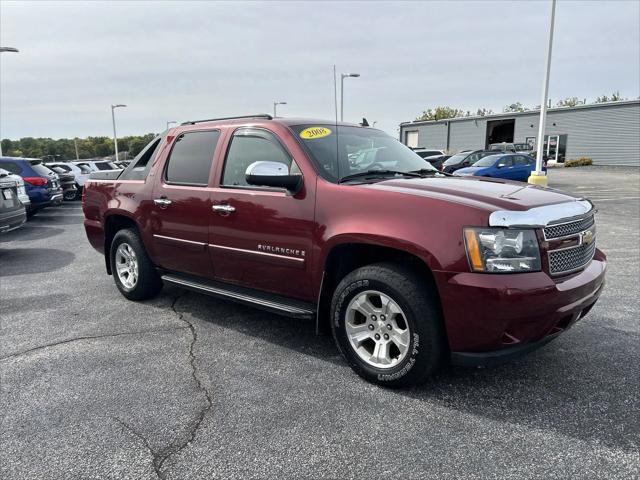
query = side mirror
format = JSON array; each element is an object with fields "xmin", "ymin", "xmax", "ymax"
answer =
[
  {"xmin": 497, "ymin": 163, "xmax": 505, "ymax": 169},
  {"xmin": 245, "ymin": 161, "xmax": 302, "ymax": 193}
]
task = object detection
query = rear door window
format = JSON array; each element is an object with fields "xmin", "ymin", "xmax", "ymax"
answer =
[
  {"xmin": 497, "ymin": 156, "xmax": 514, "ymax": 168},
  {"xmin": 165, "ymin": 130, "xmax": 220, "ymax": 185}
]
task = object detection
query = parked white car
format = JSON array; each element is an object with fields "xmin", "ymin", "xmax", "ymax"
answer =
[
  {"xmin": 0, "ymin": 167, "xmax": 31, "ymax": 213},
  {"xmin": 73, "ymin": 160, "xmax": 121, "ymax": 173},
  {"xmin": 46, "ymin": 162, "xmax": 91, "ymax": 190}
]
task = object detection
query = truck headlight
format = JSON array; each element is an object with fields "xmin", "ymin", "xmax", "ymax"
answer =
[{"xmin": 464, "ymin": 227, "xmax": 541, "ymax": 273}]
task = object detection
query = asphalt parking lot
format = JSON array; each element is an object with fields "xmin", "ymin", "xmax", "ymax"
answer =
[{"xmin": 1, "ymin": 166, "xmax": 638, "ymax": 480}]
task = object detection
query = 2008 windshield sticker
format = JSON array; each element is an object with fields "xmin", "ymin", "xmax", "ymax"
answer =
[{"xmin": 300, "ymin": 127, "xmax": 332, "ymax": 139}]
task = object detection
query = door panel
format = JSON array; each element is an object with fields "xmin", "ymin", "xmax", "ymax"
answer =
[
  {"xmin": 148, "ymin": 129, "xmax": 220, "ymax": 279},
  {"xmin": 150, "ymin": 184, "xmax": 213, "ymax": 278},
  {"xmin": 208, "ymin": 189, "xmax": 315, "ymax": 299},
  {"xmin": 208, "ymin": 127, "xmax": 316, "ymax": 301}
]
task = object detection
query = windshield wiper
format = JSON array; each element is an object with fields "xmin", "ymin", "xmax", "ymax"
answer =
[
  {"xmin": 339, "ymin": 169, "xmax": 424, "ymax": 184},
  {"xmin": 409, "ymin": 168, "xmax": 453, "ymax": 177}
]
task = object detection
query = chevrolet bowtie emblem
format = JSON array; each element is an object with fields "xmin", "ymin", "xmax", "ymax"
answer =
[{"xmin": 581, "ymin": 229, "xmax": 595, "ymax": 245}]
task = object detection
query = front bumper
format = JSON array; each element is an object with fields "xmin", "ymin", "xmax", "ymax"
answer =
[{"xmin": 434, "ymin": 249, "xmax": 606, "ymax": 364}]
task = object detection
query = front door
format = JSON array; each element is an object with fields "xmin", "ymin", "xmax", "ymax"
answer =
[
  {"xmin": 545, "ymin": 135, "xmax": 560, "ymax": 163},
  {"xmin": 208, "ymin": 127, "xmax": 316, "ymax": 301},
  {"xmin": 149, "ymin": 129, "xmax": 221, "ymax": 279}
]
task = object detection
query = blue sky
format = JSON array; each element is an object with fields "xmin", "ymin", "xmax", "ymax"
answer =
[{"xmin": 1, "ymin": 0, "xmax": 639, "ymax": 139}]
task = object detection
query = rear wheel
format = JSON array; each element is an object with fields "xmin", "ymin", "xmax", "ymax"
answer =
[
  {"xmin": 110, "ymin": 228, "xmax": 162, "ymax": 300},
  {"xmin": 63, "ymin": 190, "xmax": 77, "ymax": 201},
  {"xmin": 330, "ymin": 263, "xmax": 445, "ymax": 388}
]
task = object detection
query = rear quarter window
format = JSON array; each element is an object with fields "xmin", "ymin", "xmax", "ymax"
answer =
[
  {"xmin": 30, "ymin": 163, "xmax": 54, "ymax": 176},
  {"xmin": 120, "ymin": 136, "xmax": 163, "ymax": 181},
  {"xmin": 0, "ymin": 162, "xmax": 21, "ymax": 175}
]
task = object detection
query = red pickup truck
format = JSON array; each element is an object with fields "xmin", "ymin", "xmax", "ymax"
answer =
[{"xmin": 83, "ymin": 114, "xmax": 606, "ymax": 387}]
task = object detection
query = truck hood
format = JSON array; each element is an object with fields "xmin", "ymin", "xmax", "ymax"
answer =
[{"xmin": 364, "ymin": 176, "xmax": 580, "ymax": 212}]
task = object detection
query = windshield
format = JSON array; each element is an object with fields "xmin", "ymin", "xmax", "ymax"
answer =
[
  {"xmin": 473, "ymin": 154, "xmax": 502, "ymax": 167},
  {"xmin": 290, "ymin": 124, "xmax": 436, "ymax": 182},
  {"xmin": 443, "ymin": 152, "xmax": 469, "ymax": 166}
]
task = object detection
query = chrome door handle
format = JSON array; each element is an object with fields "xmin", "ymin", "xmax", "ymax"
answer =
[
  {"xmin": 212, "ymin": 204, "xmax": 235, "ymax": 214},
  {"xmin": 154, "ymin": 198, "xmax": 172, "ymax": 208}
]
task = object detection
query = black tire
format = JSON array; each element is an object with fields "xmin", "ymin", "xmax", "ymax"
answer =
[
  {"xmin": 63, "ymin": 190, "xmax": 77, "ymax": 201},
  {"xmin": 330, "ymin": 262, "xmax": 445, "ymax": 388},
  {"xmin": 110, "ymin": 228, "xmax": 163, "ymax": 300}
]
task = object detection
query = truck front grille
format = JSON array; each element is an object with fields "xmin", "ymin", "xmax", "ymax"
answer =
[
  {"xmin": 544, "ymin": 215, "xmax": 594, "ymax": 240},
  {"xmin": 548, "ymin": 241, "xmax": 596, "ymax": 275}
]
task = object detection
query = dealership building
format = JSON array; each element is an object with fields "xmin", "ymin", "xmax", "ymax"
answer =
[{"xmin": 399, "ymin": 99, "xmax": 640, "ymax": 166}]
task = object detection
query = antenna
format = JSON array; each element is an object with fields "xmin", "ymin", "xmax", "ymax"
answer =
[{"xmin": 334, "ymin": 65, "xmax": 340, "ymax": 181}]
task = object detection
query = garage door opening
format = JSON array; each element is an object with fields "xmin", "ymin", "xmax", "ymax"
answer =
[{"xmin": 485, "ymin": 119, "xmax": 515, "ymax": 148}]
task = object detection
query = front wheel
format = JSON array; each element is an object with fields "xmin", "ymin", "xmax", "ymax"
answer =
[
  {"xmin": 330, "ymin": 263, "xmax": 445, "ymax": 388},
  {"xmin": 110, "ymin": 228, "xmax": 163, "ymax": 300}
]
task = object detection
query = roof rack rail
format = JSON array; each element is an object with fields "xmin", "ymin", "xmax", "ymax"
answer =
[{"xmin": 181, "ymin": 114, "xmax": 273, "ymax": 125}]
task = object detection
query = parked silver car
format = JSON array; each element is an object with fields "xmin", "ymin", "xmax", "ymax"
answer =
[{"xmin": 0, "ymin": 167, "xmax": 31, "ymax": 212}]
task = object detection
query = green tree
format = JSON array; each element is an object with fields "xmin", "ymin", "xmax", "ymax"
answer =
[
  {"xmin": 595, "ymin": 90, "xmax": 626, "ymax": 103},
  {"xmin": 503, "ymin": 102, "xmax": 528, "ymax": 113},
  {"xmin": 0, "ymin": 133, "xmax": 158, "ymax": 160},
  {"xmin": 476, "ymin": 108, "xmax": 494, "ymax": 116},
  {"xmin": 416, "ymin": 106, "xmax": 465, "ymax": 121},
  {"xmin": 556, "ymin": 96, "xmax": 583, "ymax": 107}
]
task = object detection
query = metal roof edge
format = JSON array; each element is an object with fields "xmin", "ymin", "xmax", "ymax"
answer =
[{"xmin": 400, "ymin": 99, "xmax": 640, "ymax": 127}]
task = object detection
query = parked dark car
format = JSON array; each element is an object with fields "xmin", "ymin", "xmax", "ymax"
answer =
[
  {"xmin": 0, "ymin": 157, "xmax": 63, "ymax": 213},
  {"xmin": 441, "ymin": 150, "xmax": 497, "ymax": 174},
  {"xmin": 454, "ymin": 153, "xmax": 543, "ymax": 182},
  {"xmin": 413, "ymin": 148, "xmax": 444, "ymax": 158},
  {"xmin": 47, "ymin": 165, "xmax": 79, "ymax": 200},
  {"xmin": 0, "ymin": 173, "xmax": 27, "ymax": 233},
  {"xmin": 421, "ymin": 154, "xmax": 449, "ymax": 170}
]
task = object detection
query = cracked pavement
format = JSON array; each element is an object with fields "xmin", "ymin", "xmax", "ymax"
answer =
[{"xmin": 1, "ymin": 167, "xmax": 639, "ymax": 479}]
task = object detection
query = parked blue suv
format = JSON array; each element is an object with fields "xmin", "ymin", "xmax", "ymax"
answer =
[
  {"xmin": 0, "ymin": 157, "xmax": 63, "ymax": 213},
  {"xmin": 453, "ymin": 153, "xmax": 544, "ymax": 182}
]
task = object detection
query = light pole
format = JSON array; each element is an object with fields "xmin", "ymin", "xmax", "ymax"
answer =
[
  {"xmin": 111, "ymin": 104, "xmax": 126, "ymax": 161},
  {"xmin": 273, "ymin": 101, "xmax": 287, "ymax": 117},
  {"xmin": 74, "ymin": 138, "xmax": 80, "ymax": 160},
  {"xmin": 528, "ymin": 0, "xmax": 556, "ymax": 187},
  {"xmin": 0, "ymin": 47, "xmax": 20, "ymax": 156},
  {"xmin": 340, "ymin": 73, "xmax": 360, "ymax": 121},
  {"xmin": 166, "ymin": 120, "xmax": 177, "ymax": 130}
]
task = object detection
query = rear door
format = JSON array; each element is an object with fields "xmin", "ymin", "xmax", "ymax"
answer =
[
  {"xmin": 513, "ymin": 155, "xmax": 533, "ymax": 181},
  {"xmin": 208, "ymin": 127, "xmax": 316, "ymax": 301},
  {"xmin": 495, "ymin": 155, "xmax": 516, "ymax": 179},
  {"xmin": 149, "ymin": 129, "xmax": 221, "ymax": 279}
]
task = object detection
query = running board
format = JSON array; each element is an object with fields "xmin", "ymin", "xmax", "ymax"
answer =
[{"xmin": 161, "ymin": 274, "xmax": 316, "ymax": 320}]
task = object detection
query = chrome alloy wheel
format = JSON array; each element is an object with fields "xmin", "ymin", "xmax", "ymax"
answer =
[
  {"xmin": 115, "ymin": 242, "xmax": 139, "ymax": 290},
  {"xmin": 345, "ymin": 290, "xmax": 411, "ymax": 369}
]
